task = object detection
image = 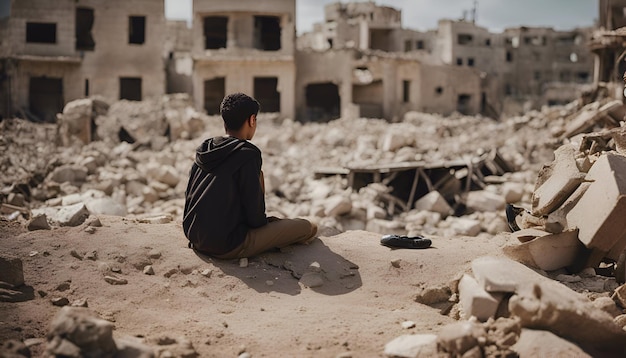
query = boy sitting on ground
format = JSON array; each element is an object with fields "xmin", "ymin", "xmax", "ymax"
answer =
[{"xmin": 183, "ymin": 92, "xmax": 317, "ymax": 259}]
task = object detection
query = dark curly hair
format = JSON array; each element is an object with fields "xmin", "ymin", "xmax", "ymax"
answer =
[{"xmin": 220, "ymin": 93, "xmax": 260, "ymax": 131}]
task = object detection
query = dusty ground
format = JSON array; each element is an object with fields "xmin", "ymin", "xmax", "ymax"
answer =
[{"xmin": 0, "ymin": 215, "xmax": 510, "ymax": 357}]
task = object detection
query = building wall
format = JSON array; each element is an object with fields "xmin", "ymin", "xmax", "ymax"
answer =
[
  {"xmin": 192, "ymin": 0, "xmax": 297, "ymax": 118},
  {"xmin": 1, "ymin": 0, "xmax": 165, "ymax": 119},
  {"xmin": 194, "ymin": 60, "xmax": 295, "ymax": 118}
]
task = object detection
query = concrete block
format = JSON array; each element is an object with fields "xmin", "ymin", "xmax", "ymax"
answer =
[
  {"xmin": 502, "ymin": 182, "xmax": 524, "ymax": 203},
  {"xmin": 324, "ymin": 195, "xmax": 352, "ymax": 216},
  {"xmin": 85, "ymin": 198, "xmax": 127, "ymax": 217},
  {"xmin": 465, "ymin": 190, "xmax": 505, "ymax": 212},
  {"xmin": 383, "ymin": 334, "xmax": 437, "ymax": 358},
  {"xmin": 531, "ymin": 144, "xmax": 585, "ymax": 216},
  {"xmin": 566, "ymin": 153, "xmax": 626, "ymax": 255},
  {"xmin": 0, "ymin": 255, "xmax": 25, "ymax": 287},
  {"xmin": 449, "ymin": 218, "xmax": 481, "ymax": 237},
  {"xmin": 471, "ymin": 256, "xmax": 546, "ymax": 293},
  {"xmin": 57, "ymin": 203, "xmax": 90, "ymax": 227},
  {"xmin": 458, "ymin": 274, "xmax": 500, "ymax": 321},
  {"xmin": 436, "ymin": 321, "xmax": 485, "ymax": 357},
  {"xmin": 413, "ymin": 191, "xmax": 452, "ymax": 217},
  {"xmin": 512, "ymin": 329, "xmax": 591, "ymax": 358},
  {"xmin": 27, "ymin": 214, "xmax": 51, "ymax": 231},
  {"xmin": 527, "ymin": 229, "xmax": 584, "ymax": 271}
]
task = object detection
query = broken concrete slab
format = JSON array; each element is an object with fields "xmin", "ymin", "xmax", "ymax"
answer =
[
  {"xmin": 383, "ymin": 334, "xmax": 438, "ymax": 358},
  {"xmin": 34, "ymin": 203, "xmax": 90, "ymax": 227},
  {"xmin": 458, "ymin": 274, "xmax": 500, "ymax": 321},
  {"xmin": 505, "ymin": 229, "xmax": 583, "ymax": 272},
  {"xmin": 465, "ymin": 190, "xmax": 505, "ymax": 213},
  {"xmin": 471, "ymin": 256, "xmax": 547, "ymax": 293},
  {"xmin": 413, "ymin": 191, "xmax": 452, "ymax": 217},
  {"xmin": 509, "ymin": 280, "xmax": 626, "ymax": 351},
  {"xmin": 436, "ymin": 321, "xmax": 486, "ymax": 357},
  {"xmin": 566, "ymin": 153, "xmax": 626, "ymax": 260},
  {"xmin": 46, "ymin": 306, "xmax": 117, "ymax": 357},
  {"xmin": 531, "ymin": 144, "xmax": 586, "ymax": 216},
  {"xmin": 511, "ymin": 329, "xmax": 591, "ymax": 358}
]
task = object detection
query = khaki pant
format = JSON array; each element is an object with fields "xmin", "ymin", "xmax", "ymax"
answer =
[{"xmin": 214, "ymin": 218, "xmax": 317, "ymax": 259}]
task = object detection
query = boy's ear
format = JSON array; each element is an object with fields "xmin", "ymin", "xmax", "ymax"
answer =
[{"xmin": 249, "ymin": 114, "xmax": 256, "ymax": 127}]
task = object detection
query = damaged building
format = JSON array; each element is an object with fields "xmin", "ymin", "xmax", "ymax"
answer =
[
  {"xmin": 0, "ymin": 0, "xmax": 596, "ymax": 123},
  {"xmin": 0, "ymin": 0, "xmax": 165, "ymax": 122},
  {"xmin": 590, "ymin": 0, "xmax": 626, "ymax": 100},
  {"xmin": 191, "ymin": 0, "xmax": 296, "ymax": 118},
  {"xmin": 298, "ymin": 2, "xmax": 594, "ymax": 119}
]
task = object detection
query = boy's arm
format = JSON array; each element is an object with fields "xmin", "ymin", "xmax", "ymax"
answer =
[{"xmin": 238, "ymin": 159, "xmax": 268, "ymax": 228}]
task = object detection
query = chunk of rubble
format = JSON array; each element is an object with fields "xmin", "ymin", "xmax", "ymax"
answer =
[
  {"xmin": 436, "ymin": 321, "xmax": 486, "ymax": 357},
  {"xmin": 413, "ymin": 191, "xmax": 452, "ymax": 217},
  {"xmin": 458, "ymin": 274, "xmax": 501, "ymax": 321},
  {"xmin": 531, "ymin": 144, "xmax": 586, "ymax": 216},
  {"xmin": 0, "ymin": 254, "xmax": 25, "ymax": 287},
  {"xmin": 464, "ymin": 190, "xmax": 505, "ymax": 213},
  {"xmin": 566, "ymin": 153, "xmax": 626, "ymax": 266},
  {"xmin": 32, "ymin": 202, "xmax": 90, "ymax": 227},
  {"xmin": 511, "ymin": 329, "xmax": 591, "ymax": 358},
  {"xmin": 503, "ymin": 229, "xmax": 584, "ymax": 271},
  {"xmin": 383, "ymin": 334, "xmax": 438, "ymax": 358},
  {"xmin": 27, "ymin": 214, "xmax": 51, "ymax": 231}
]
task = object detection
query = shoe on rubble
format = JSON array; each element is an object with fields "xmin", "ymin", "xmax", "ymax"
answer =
[{"xmin": 380, "ymin": 234, "xmax": 432, "ymax": 249}]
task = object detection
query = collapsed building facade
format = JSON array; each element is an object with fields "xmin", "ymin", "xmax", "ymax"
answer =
[
  {"xmin": 590, "ymin": 0, "xmax": 626, "ymax": 99},
  {"xmin": 0, "ymin": 0, "xmax": 166, "ymax": 122},
  {"xmin": 298, "ymin": 2, "xmax": 594, "ymax": 117},
  {"xmin": 0, "ymin": 0, "xmax": 596, "ymax": 123}
]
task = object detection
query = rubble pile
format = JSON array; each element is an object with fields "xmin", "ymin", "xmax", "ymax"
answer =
[
  {"xmin": 0, "ymin": 95, "xmax": 614, "ymax": 241},
  {"xmin": 385, "ymin": 257, "xmax": 626, "ymax": 357}
]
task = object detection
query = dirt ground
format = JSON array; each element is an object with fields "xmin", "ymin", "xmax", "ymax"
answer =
[{"xmin": 0, "ymin": 215, "xmax": 511, "ymax": 357}]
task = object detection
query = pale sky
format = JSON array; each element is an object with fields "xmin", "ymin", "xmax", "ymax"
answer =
[{"xmin": 165, "ymin": 0, "xmax": 598, "ymax": 33}]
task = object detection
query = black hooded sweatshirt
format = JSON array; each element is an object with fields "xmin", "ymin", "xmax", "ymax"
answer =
[{"xmin": 183, "ymin": 136, "xmax": 267, "ymax": 255}]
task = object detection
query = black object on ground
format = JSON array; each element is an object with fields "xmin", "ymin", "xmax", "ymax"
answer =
[{"xmin": 380, "ymin": 234, "xmax": 432, "ymax": 249}]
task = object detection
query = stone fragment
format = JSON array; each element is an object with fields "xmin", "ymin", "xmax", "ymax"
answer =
[
  {"xmin": 71, "ymin": 298, "xmax": 89, "ymax": 307},
  {"xmin": 56, "ymin": 203, "xmax": 90, "ymax": 226},
  {"xmin": 85, "ymin": 198, "xmax": 127, "ymax": 216},
  {"xmin": 413, "ymin": 191, "xmax": 452, "ymax": 217},
  {"xmin": 383, "ymin": 334, "xmax": 437, "ymax": 358},
  {"xmin": 593, "ymin": 296, "xmax": 622, "ymax": 318},
  {"xmin": 148, "ymin": 249, "xmax": 162, "ymax": 259},
  {"xmin": 143, "ymin": 265, "xmax": 155, "ymax": 275},
  {"xmin": 436, "ymin": 321, "xmax": 485, "ymax": 357},
  {"xmin": 155, "ymin": 165, "xmax": 180, "ymax": 187},
  {"xmin": 472, "ymin": 256, "xmax": 546, "ymax": 293},
  {"xmin": 0, "ymin": 255, "xmax": 25, "ymax": 287},
  {"xmin": 566, "ymin": 153, "xmax": 626, "ymax": 262},
  {"xmin": 51, "ymin": 297, "xmax": 70, "ymax": 306},
  {"xmin": 511, "ymin": 329, "xmax": 591, "ymax": 358},
  {"xmin": 239, "ymin": 258, "xmax": 248, "ymax": 268},
  {"xmin": 502, "ymin": 182, "xmax": 525, "ymax": 203},
  {"xmin": 104, "ymin": 276, "xmax": 128, "ymax": 285},
  {"xmin": 48, "ymin": 165, "xmax": 88, "ymax": 185},
  {"xmin": 504, "ymin": 229, "xmax": 583, "ymax": 271},
  {"xmin": 46, "ymin": 306, "xmax": 116, "ymax": 357},
  {"xmin": 138, "ymin": 215, "xmax": 172, "ymax": 224},
  {"xmin": 531, "ymin": 144, "xmax": 585, "ymax": 216},
  {"xmin": 458, "ymin": 274, "xmax": 500, "ymax": 321},
  {"xmin": 614, "ymin": 314, "xmax": 626, "ymax": 329},
  {"xmin": 85, "ymin": 215, "xmax": 102, "ymax": 227},
  {"xmin": 115, "ymin": 336, "xmax": 155, "ymax": 358},
  {"xmin": 401, "ymin": 321, "xmax": 416, "ymax": 329},
  {"xmin": 449, "ymin": 218, "xmax": 481, "ymax": 237},
  {"xmin": 28, "ymin": 214, "xmax": 50, "ymax": 231},
  {"xmin": 413, "ymin": 285, "xmax": 451, "ymax": 305},
  {"xmin": 465, "ymin": 190, "xmax": 505, "ymax": 212},
  {"xmin": 324, "ymin": 195, "xmax": 352, "ymax": 216},
  {"xmin": 0, "ymin": 339, "xmax": 31, "ymax": 358},
  {"xmin": 509, "ymin": 280, "xmax": 626, "ymax": 350},
  {"xmin": 299, "ymin": 272, "xmax": 324, "ymax": 288}
]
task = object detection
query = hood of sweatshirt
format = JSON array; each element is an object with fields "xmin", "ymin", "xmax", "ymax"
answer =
[{"xmin": 194, "ymin": 136, "xmax": 248, "ymax": 172}]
